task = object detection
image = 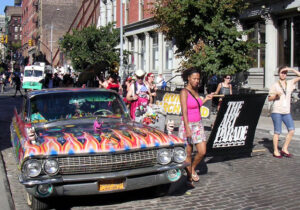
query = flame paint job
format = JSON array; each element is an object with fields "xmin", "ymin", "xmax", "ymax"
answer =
[{"xmin": 12, "ymin": 115, "xmax": 184, "ymax": 167}]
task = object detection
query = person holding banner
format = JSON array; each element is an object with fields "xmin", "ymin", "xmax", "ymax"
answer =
[
  {"xmin": 179, "ymin": 67, "xmax": 213, "ymax": 186},
  {"xmin": 268, "ymin": 66, "xmax": 300, "ymax": 158},
  {"xmin": 214, "ymin": 75, "xmax": 232, "ymax": 111}
]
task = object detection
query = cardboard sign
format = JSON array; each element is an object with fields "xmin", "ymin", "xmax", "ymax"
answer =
[
  {"xmin": 207, "ymin": 94, "xmax": 267, "ymax": 157},
  {"xmin": 155, "ymin": 90, "xmax": 211, "ymax": 118}
]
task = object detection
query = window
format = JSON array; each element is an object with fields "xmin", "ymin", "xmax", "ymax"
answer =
[
  {"xmin": 125, "ymin": 0, "xmax": 129, "ymax": 25},
  {"xmin": 14, "ymin": 34, "xmax": 18, "ymax": 40},
  {"xmin": 244, "ymin": 22, "xmax": 265, "ymax": 68},
  {"xmin": 140, "ymin": 37, "xmax": 146, "ymax": 70},
  {"xmin": 165, "ymin": 41, "xmax": 174, "ymax": 70},
  {"xmin": 293, "ymin": 16, "xmax": 300, "ymax": 67},
  {"xmin": 278, "ymin": 18, "xmax": 291, "ymax": 67},
  {"xmin": 152, "ymin": 33, "xmax": 159, "ymax": 71},
  {"xmin": 15, "ymin": 26, "xmax": 18, "ymax": 32},
  {"xmin": 130, "ymin": 38, "xmax": 135, "ymax": 69},
  {"xmin": 139, "ymin": 0, "xmax": 144, "ymax": 21}
]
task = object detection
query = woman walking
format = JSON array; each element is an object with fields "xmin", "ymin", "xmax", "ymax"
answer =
[
  {"xmin": 179, "ymin": 68, "xmax": 213, "ymax": 186},
  {"xmin": 268, "ymin": 66, "xmax": 300, "ymax": 158}
]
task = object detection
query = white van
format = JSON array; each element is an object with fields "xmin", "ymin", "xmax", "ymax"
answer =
[{"xmin": 22, "ymin": 64, "xmax": 47, "ymax": 90}]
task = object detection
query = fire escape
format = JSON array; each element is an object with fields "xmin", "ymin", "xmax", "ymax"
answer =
[{"xmin": 52, "ymin": 0, "xmax": 100, "ymax": 67}]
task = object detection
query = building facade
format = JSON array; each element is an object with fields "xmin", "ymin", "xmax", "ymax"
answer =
[
  {"xmin": 0, "ymin": 15, "xmax": 6, "ymax": 60},
  {"xmin": 4, "ymin": 6, "xmax": 22, "ymax": 70},
  {"xmin": 97, "ymin": 0, "xmax": 180, "ymax": 83},
  {"xmin": 241, "ymin": 0, "xmax": 300, "ymax": 89},
  {"xmin": 96, "ymin": 0, "xmax": 300, "ymax": 90},
  {"xmin": 21, "ymin": 0, "xmax": 84, "ymax": 66}
]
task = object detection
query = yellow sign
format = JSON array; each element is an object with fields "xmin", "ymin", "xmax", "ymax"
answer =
[{"xmin": 156, "ymin": 92, "xmax": 210, "ymax": 118}]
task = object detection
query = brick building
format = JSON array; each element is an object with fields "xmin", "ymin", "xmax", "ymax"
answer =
[
  {"xmin": 4, "ymin": 6, "xmax": 22, "ymax": 48},
  {"xmin": 98, "ymin": 0, "xmax": 185, "ymax": 85},
  {"xmin": 0, "ymin": 15, "xmax": 5, "ymax": 60},
  {"xmin": 4, "ymin": 6, "xmax": 22, "ymax": 71},
  {"xmin": 21, "ymin": 0, "xmax": 84, "ymax": 66}
]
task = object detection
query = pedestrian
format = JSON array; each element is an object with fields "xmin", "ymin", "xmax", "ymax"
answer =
[
  {"xmin": 214, "ymin": 75, "xmax": 232, "ymax": 111},
  {"xmin": 178, "ymin": 67, "xmax": 213, "ymax": 186},
  {"xmin": 106, "ymin": 74, "xmax": 121, "ymax": 93},
  {"xmin": 0, "ymin": 73, "xmax": 5, "ymax": 93},
  {"xmin": 268, "ymin": 66, "xmax": 300, "ymax": 158},
  {"xmin": 53, "ymin": 73, "xmax": 61, "ymax": 88},
  {"xmin": 145, "ymin": 73, "xmax": 158, "ymax": 104},
  {"xmin": 12, "ymin": 73, "xmax": 23, "ymax": 97},
  {"xmin": 44, "ymin": 73, "xmax": 54, "ymax": 88},
  {"xmin": 126, "ymin": 69, "xmax": 152, "ymax": 120},
  {"xmin": 156, "ymin": 73, "xmax": 165, "ymax": 90}
]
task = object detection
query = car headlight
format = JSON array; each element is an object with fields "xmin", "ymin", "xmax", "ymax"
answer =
[
  {"xmin": 22, "ymin": 160, "xmax": 42, "ymax": 178},
  {"xmin": 157, "ymin": 149, "xmax": 172, "ymax": 165},
  {"xmin": 173, "ymin": 147, "xmax": 187, "ymax": 163},
  {"xmin": 43, "ymin": 159, "xmax": 59, "ymax": 175}
]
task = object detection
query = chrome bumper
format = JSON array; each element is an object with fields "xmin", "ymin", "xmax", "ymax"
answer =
[{"xmin": 20, "ymin": 163, "xmax": 188, "ymax": 186}]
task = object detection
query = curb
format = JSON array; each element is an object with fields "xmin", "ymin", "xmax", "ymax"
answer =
[{"xmin": 0, "ymin": 152, "xmax": 15, "ymax": 210}]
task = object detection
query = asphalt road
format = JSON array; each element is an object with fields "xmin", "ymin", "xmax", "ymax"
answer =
[{"xmin": 0, "ymin": 90, "xmax": 300, "ymax": 210}]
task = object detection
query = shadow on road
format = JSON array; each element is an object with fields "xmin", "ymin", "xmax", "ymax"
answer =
[
  {"xmin": 0, "ymin": 95, "xmax": 23, "ymax": 152},
  {"xmin": 45, "ymin": 176, "xmax": 193, "ymax": 209}
]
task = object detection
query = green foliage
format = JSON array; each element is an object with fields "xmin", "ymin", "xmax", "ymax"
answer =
[
  {"xmin": 153, "ymin": 0, "xmax": 258, "ymax": 75},
  {"xmin": 10, "ymin": 41, "xmax": 22, "ymax": 52},
  {"xmin": 59, "ymin": 24, "xmax": 121, "ymax": 72}
]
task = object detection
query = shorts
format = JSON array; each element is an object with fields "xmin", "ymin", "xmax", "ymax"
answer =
[
  {"xmin": 178, "ymin": 120, "xmax": 206, "ymax": 144},
  {"xmin": 271, "ymin": 113, "xmax": 295, "ymax": 134}
]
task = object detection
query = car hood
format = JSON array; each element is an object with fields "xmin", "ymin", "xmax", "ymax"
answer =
[{"xmin": 23, "ymin": 121, "xmax": 184, "ymax": 159}]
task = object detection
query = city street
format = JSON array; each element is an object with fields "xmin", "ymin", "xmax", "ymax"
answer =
[{"xmin": 0, "ymin": 88, "xmax": 300, "ymax": 209}]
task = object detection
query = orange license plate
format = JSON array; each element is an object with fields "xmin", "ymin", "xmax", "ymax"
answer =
[{"xmin": 98, "ymin": 179, "xmax": 125, "ymax": 192}]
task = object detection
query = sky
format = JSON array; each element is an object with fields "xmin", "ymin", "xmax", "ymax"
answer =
[{"xmin": 0, "ymin": 0, "xmax": 15, "ymax": 15}]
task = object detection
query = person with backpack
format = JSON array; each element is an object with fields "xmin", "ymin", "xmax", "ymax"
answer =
[{"xmin": 126, "ymin": 69, "xmax": 152, "ymax": 120}]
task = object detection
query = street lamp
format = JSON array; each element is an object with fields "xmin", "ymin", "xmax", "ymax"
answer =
[
  {"xmin": 119, "ymin": 0, "xmax": 124, "ymax": 82},
  {"xmin": 50, "ymin": 8, "xmax": 60, "ymax": 67}
]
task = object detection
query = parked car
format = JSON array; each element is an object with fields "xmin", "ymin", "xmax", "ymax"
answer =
[{"xmin": 10, "ymin": 88, "xmax": 187, "ymax": 210}]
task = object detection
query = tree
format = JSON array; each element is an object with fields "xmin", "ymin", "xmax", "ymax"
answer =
[
  {"xmin": 152, "ymin": 0, "xmax": 258, "ymax": 76},
  {"xmin": 59, "ymin": 23, "xmax": 121, "ymax": 72}
]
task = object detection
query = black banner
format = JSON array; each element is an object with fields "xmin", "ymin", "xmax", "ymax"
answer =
[
  {"xmin": 155, "ymin": 89, "xmax": 212, "ymax": 119},
  {"xmin": 207, "ymin": 94, "xmax": 267, "ymax": 157}
]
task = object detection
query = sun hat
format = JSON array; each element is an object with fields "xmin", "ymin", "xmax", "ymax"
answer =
[{"xmin": 135, "ymin": 69, "xmax": 146, "ymax": 77}]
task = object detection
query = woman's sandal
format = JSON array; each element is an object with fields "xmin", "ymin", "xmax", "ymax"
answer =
[{"xmin": 192, "ymin": 173, "xmax": 200, "ymax": 182}]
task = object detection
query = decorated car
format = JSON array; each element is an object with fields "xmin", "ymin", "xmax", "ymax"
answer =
[{"xmin": 10, "ymin": 88, "xmax": 187, "ymax": 210}]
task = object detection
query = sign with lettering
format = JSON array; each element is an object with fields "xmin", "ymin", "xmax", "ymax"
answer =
[
  {"xmin": 155, "ymin": 90, "xmax": 211, "ymax": 118},
  {"xmin": 207, "ymin": 94, "xmax": 267, "ymax": 156}
]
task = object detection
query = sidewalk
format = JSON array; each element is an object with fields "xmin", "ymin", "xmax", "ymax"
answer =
[{"xmin": 257, "ymin": 115, "xmax": 300, "ymax": 138}]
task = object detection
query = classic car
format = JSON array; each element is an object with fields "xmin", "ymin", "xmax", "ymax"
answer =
[{"xmin": 10, "ymin": 88, "xmax": 187, "ymax": 210}]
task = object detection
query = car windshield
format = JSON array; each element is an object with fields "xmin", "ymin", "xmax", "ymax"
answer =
[
  {"xmin": 24, "ymin": 70, "xmax": 43, "ymax": 77},
  {"xmin": 29, "ymin": 91, "xmax": 127, "ymax": 123}
]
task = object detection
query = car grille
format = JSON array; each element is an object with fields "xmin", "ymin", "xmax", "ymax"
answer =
[{"xmin": 57, "ymin": 149, "xmax": 158, "ymax": 175}]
